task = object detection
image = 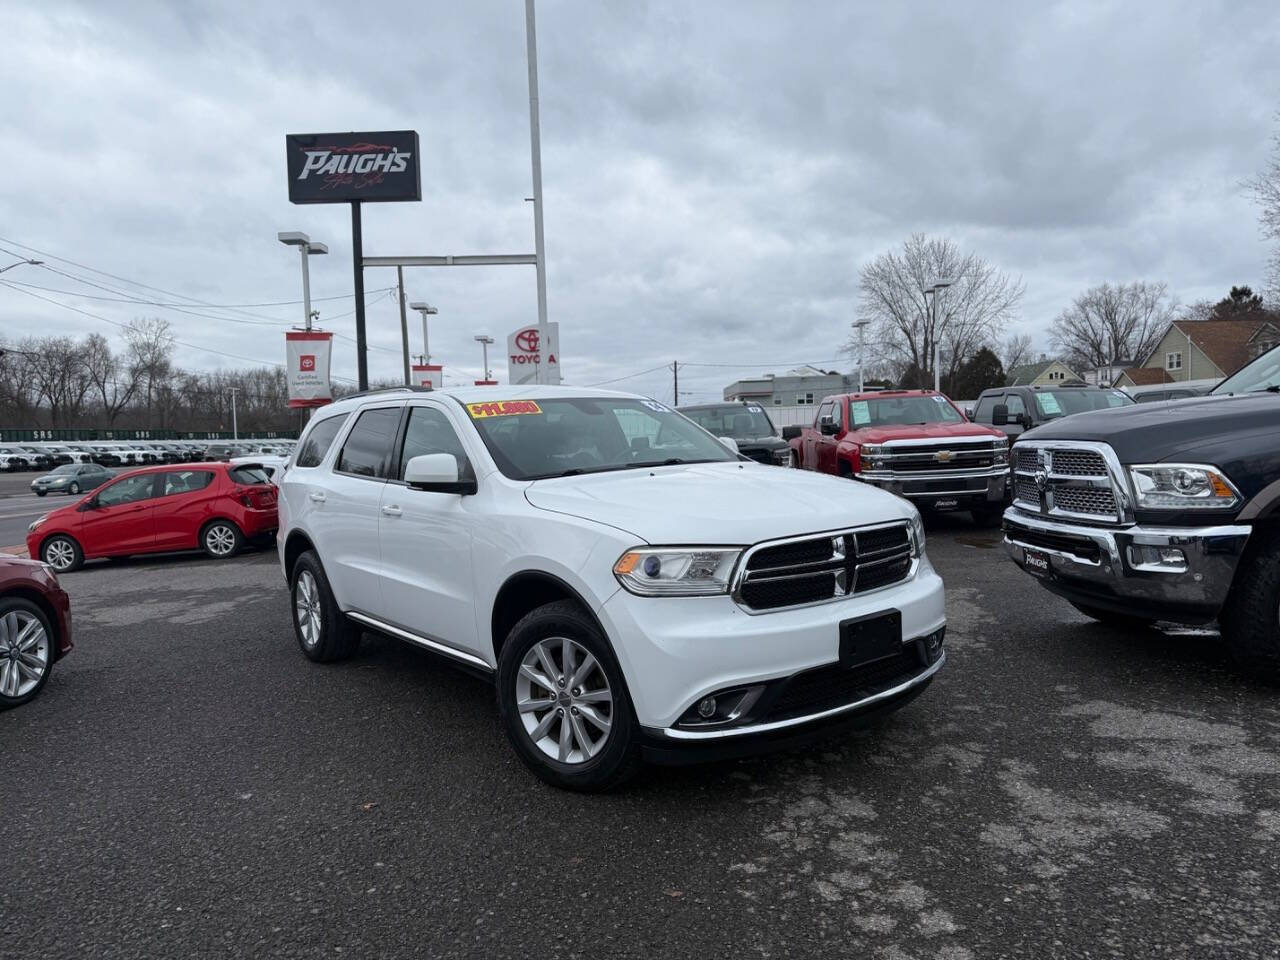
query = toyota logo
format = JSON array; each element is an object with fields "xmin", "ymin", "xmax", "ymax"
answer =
[{"xmin": 515, "ymin": 329, "xmax": 540, "ymax": 353}]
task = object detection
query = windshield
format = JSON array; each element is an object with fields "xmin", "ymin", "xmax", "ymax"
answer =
[
  {"xmin": 850, "ymin": 395, "xmax": 964, "ymax": 427},
  {"xmin": 52, "ymin": 464, "xmax": 79, "ymax": 475},
  {"xmin": 1031, "ymin": 389, "xmax": 1133, "ymax": 419},
  {"xmin": 1211, "ymin": 344, "xmax": 1280, "ymax": 394},
  {"xmin": 464, "ymin": 396, "xmax": 736, "ymax": 480},
  {"xmin": 681, "ymin": 405, "xmax": 777, "ymax": 439}
]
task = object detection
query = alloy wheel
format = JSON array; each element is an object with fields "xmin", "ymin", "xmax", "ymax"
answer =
[
  {"xmin": 43, "ymin": 539, "xmax": 76, "ymax": 572},
  {"xmin": 0, "ymin": 609, "xmax": 50, "ymax": 700},
  {"xmin": 294, "ymin": 570, "xmax": 321, "ymax": 648},
  {"xmin": 68, "ymin": 482, "xmax": 80, "ymax": 494},
  {"xmin": 515, "ymin": 636, "xmax": 614, "ymax": 764},
  {"xmin": 205, "ymin": 525, "xmax": 236, "ymax": 556}
]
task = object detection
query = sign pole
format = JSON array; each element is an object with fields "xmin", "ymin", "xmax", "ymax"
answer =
[
  {"xmin": 396, "ymin": 265, "xmax": 410, "ymax": 385},
  {"xmin": 525, "ymin": 0, "xmax": 552, "ymax": 384},
  {"xmin": 351, "ymin": 201, "xmax": 368, "ymax": 390}
]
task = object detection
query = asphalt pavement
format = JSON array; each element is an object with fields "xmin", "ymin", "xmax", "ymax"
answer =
[
  {"xmin": 3, "ymin": 520, "xmax": 1279, "ymax": 959},
  {"xmin": 0, "ymin": 471, "xmax": 56, "ymax": 552}
]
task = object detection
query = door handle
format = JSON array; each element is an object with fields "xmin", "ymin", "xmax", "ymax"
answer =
[
  {"xmin": 380, "ymin": 505, "xmax": 402, "ymax": 517},
  {"xmin": 309, "ymin": 492, "xmax": 327, "ymax": 503}
]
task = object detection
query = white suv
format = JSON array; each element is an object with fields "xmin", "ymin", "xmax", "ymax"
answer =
[{"xmin": 277, "ymin": 386, "xmax": 947, "ymax": 790}]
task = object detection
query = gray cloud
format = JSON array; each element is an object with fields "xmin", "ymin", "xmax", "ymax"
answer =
[{"xmin": 2, "ymin": 0, "xmax": 1278, "ymax": 403}]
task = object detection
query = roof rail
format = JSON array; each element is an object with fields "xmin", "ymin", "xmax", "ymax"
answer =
[{"xmin": 339, "ymin": 385, "xmax": 437, "ymax": 400}]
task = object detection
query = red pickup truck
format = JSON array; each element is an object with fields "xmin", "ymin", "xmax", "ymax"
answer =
[{"xmin": 782, "ymin": 390, "xmax": 1010, "ymax": 524}]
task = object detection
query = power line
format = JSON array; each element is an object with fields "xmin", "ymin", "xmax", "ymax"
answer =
[
  {"xmin": 0, "ymin": 276, "xmax": 395, "ymax": 311},
  {"xmin": 584, "ymin": 363, "xmax": 671, "ymax": 386}
]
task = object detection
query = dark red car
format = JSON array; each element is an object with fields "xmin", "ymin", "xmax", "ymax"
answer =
[
  {"xmin": 0, "ymin": 554, "xmax": 72, "ymax": 709},
  {"xmin": 25, "ymin": 462, "xmax": 278, "ymax": 573}
]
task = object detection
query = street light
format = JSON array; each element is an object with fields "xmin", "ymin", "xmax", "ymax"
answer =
[
  {"xmin": 409, "ymin": 302, "xmax": 439, "ymax": 365},
  {"xmin": 475, "ymin": 335, "xmax": 495, "ymax": 383},
  {"xmin": 924, "ymin": 279, "xmax": 956, "ymax": 392},
  {"xmin": 277, "ymin": 232, "xmax": 328, "ymax": 331},
  {"xmin": 850, "ymin": 319, "xmax": 871, "ymax": 393},
  {"xmin": 0, "ymin": 258, "xmax": 43, "ymax": 275}
]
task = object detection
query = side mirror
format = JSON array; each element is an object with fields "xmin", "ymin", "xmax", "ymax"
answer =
[
  {"xmin": 1019, "ymin": 413, "xmax": 1033, "ymax": 429},
  {"xmin": 819, "ymin": 416, "xmax": 839, "ymax": 436},
  {"xmin": 719, "ymin": 436, "xmax": 739, "ymax": 454},
  {"xmin": 781, "ymin": 425, "xmax": 802, "ymax": 441},
  {"xmin": 79, "ymin": 496, "xmax": 99, "ymax": 511},
  {"xmin": 404, "ymin": 453, "xmax": 476, "ymax": 495},
  {"xmin": 963, "ymin": 407, "xmax": 974, "ymax": 419},
  {"xmin": 992, "ymin": 404, "xmax": 1008, "ymax": 426}
]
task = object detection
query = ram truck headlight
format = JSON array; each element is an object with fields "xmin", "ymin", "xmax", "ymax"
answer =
[
  {"xmin": 1128, "ymin": 464, "xmax": 1240, "ymax": 510},
  {"xmin": 614, "ymin": 548, "xmax": 741, "ymax": 597}
]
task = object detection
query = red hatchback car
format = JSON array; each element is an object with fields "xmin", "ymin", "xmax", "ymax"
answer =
[
  {"xmin": 0, "ymin": 555, "xmax": 72, "ymax": 709},
  {"xmin": 26, "ymin": 462, "xmax": 278, "ymax": 573}
]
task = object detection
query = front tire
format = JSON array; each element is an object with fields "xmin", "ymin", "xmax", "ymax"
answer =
[
  {"xmin": 35, "ymin": 490, "xmax": 46, "ymax": 497},
  {"xmin": 0, "ymin": 598, "xmax": 55, "ymax": 709},
  {"xmin": 496, "ymin": 600, "xmax": 641, "ymax": 792},
  {"xmin": 68, "ymin": 481, "xmax": 80, "ymax": 495},
  {"xmin": 201, "ymin": 520, "xmax": 243, "ymax": 559},
  {"xmin": 1220, "ymin": 530, "xmax": 1280, "ymax": 682},
  {"xmin": 1069, "ymin": 601, "xmax": 1155, "ymax": 630},
  {"xmin": 41, "ymin": 534, "xmax": 83, "ymax": 573},
  {"xmin": 289, "ymin": 550, "xmax": 361, "ymax": 662}
]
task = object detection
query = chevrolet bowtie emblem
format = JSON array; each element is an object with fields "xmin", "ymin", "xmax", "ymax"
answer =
[{"xmin": 934, "ymin": 450, "xmax": 954, "ymax": 462}]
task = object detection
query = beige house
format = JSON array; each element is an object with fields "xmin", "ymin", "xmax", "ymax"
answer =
[
  {"xmin": 1006, "ymin": 359, "xmax": 1080, "ymax": 387},
  {"xmin": 1115, "ymin": 319, "xmax": 1280, "ymax": 388}
]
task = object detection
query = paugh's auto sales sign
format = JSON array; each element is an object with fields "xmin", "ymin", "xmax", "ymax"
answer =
[
  {"xmin": 286, "ymin": 131, "xmax": 422, "ymax": 204},
  {"xmin": 286, "ymin": 331, "xmax": 335, "ymax": 408}
]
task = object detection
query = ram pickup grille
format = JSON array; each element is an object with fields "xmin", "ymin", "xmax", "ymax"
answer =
[
  {"xmin": 735, "ymin": 523, "xmax": 913, "ymax": 612},
  {"xmin": 1011, "ymin": 441, "xmax": 1126, "ymax": 524}
]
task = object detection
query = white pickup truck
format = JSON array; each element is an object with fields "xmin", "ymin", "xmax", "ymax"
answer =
[{"xmin": 277, "ymin": 386, "xmax": 947, "ymax": 790}]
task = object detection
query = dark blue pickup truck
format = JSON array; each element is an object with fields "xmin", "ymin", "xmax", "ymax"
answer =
[{"xmin": 1002, "ymin": 345, "xmax": 1280, "ymax": 678}]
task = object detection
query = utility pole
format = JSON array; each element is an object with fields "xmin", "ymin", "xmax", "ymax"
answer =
[
  {"xmin": 228, "ymin": 387, "xmax": 240, "ymax": 440},
  {"xmin": 396, "ymin": 266, "xmax": 411, "ymax": 385},
  {"xmin": 525, "ymin": 0, "xmax": 551, "ymax": 384}
]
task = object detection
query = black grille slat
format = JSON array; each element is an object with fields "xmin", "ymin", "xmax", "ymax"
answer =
[
  {"xmin": 764, "ymin": 648, "xmax": 924, "ymax": 722},
  {"xmin": 741, "ymin": 573, "xmax": 836, "ymax": 608},
  {"xmin": 748, "ymin": 539, "xmax": 834, "ymax": 571},
  {"xmin": 855, "ymin": 526, "xmax": 910, "ymax": 556},
  {"xmin": 855, "ymin": 554, "xmax": 912, "ymax": 592}
]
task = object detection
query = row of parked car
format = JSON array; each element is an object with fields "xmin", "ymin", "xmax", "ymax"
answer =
[{"xmin": 0, "ymin": 438, "xmax": 295, "ymax": 472}]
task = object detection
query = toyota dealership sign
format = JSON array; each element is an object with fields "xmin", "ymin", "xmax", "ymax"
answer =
[
  {"xmin": 506, "ymin": 323, "xmax": 560, "ymax": 385},
  {"xmin": 286, "ymin": 131, "xmax": 421, "ymax": 204}
]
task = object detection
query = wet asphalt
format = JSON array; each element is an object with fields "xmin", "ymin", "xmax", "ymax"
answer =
[{"xmin": 3, "ymin": 517, "xmax": 1278, "ymax": 959}]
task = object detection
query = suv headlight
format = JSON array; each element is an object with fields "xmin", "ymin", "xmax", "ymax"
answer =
[
  {"xmin": 614, "ymin": 548, "xmax": 741, "ymax": 597},
  {"xmin": 1128, "ymin": 464, "xmax": 1241, "ymax": 510},
  {"xmin": 907, "ymin": 510, "xmax": 926, "ymax": 558}
]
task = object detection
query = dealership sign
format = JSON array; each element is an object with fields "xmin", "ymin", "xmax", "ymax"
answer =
[
  {"xmin": 506, "ymin": 322, "xmax": 560, "ymax": 385},
  {"xmin": 411, "ymin": 363, "xmax": 443, "ymax": 391},
  {"xmin": 285, "ymin": 331, "xmax": 334, "ymax": 408},
  {"xmin": 286, "ymin": 130, "xmax": 422, "ymax": 204}
]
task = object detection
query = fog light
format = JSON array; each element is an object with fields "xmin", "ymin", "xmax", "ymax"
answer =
[
  {"xmin": 1128, "ymin": 545, "xmax": 1187, "ymax": 569},
  {"xmin": 697, "ymin": 697, "xmax": 717, "ymax": 718}
]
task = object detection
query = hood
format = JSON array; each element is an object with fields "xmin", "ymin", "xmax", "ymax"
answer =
[
  {"xmin": 524, "ymin": 460, "xmax": 915, "ymax": 544},
  {"xmin": 848, "ymin": 422, "xmax": 1003, "ymax": 444}
]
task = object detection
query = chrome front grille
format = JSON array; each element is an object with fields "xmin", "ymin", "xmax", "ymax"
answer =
[
  {"xmin": 734, "ymin": 523, "xmax": 914, "ymax": 612},
  {"xmin": 1011, "ymin": 441, "xmax": 1128, "ymax": 524},
  {"xmin": 866, "ymin": 439, "xmax": 1005, "ymax": 477}
]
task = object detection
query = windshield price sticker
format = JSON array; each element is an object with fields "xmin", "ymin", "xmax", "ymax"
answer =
[
  {"xmin": 641, "ymin": 400, "xmax": 669, "ymax": 412},
  {"xmin": 933, "ymin": 395, "xmax": 948, "ymax": 403},
  {"xmin": 851, "ymin": 401, "xmax": 871, "ymax": 425},
  {"xmin": 1037, "ymin": 394, "xmax": 1062, "ymax": 415},
  {"xmin": 467, "ymin": 400, "xmax": 542, "ymax": 419}
]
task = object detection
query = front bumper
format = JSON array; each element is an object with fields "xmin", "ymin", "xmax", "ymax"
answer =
[
  {"xmin": 1002, "ymin": 508, "xmax": 1251, "ymax": 622},
  {"xmin": 598, "ymin": 554, "xmax": 947, "ymax": 734},
  {"xmin": 857, "ymin": 468, "xmax": 1007, "ymax": 509}
]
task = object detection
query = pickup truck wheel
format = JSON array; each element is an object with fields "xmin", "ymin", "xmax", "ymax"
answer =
[
  {"xmin": 1069, "ymin": 602, "xmax": 1155, "ymax": 630},
  {"xmin": 497, "ymin": 600, "xmax": 641, "ymax": 792},
  {"xmin": 1220, "ymin": 531, "xmax": 1280, "ymax": 682},
  {"xmin": 290, "ymin": 550, "xmax": 361, "ymax": 663}
]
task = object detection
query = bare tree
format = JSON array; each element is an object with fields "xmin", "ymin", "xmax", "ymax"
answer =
[
  {"xmin": 21, "ymin": 336, "xmax": 92, "ymax": 426},
  {"xmin": 1247, "ymin": 118, "xmax": 1280, "ymax": 300},
  {"xmin": 125, "ymin": 317, "xmax": 174, "ymax": 428},
  {"xmin": 82, "ymin": 332, "xmax": 138, "ymax": 425},
  {"xmin": 1050, "ymin": 282, "xmax": 1176, "ymax": 369},
  {"xmin": 851, "ymin": 234, "xmax": 1024, "ymax": 388},
  {"xmin": 1000, "ymin": 333, "xmax": 1034, "ymax": 375}
]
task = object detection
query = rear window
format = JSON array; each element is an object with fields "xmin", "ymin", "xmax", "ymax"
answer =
[
  {"xmin": 228, "ymin": 466, "xmax": 271, "ymax": 485},
  {"xmin": 295, "ymin": 414, "xmax": 349, "ymax": 468}
]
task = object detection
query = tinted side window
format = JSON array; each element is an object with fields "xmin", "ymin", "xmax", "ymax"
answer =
[
  {"xmin": 97, "ymin": 473, "xmax": 157, "ymax": 507},
  {"xmin": 295, "ymin": 414, "xmax": 349, "ymax": 468},
  {"xmin": 162, "ymin": 470, "xmax": 214, "ymax": 496},
  {"xmin": 397, "ymin": 407, "xmax": 469, "ymax": 480},
  {"xmin": 337, "ymin": 407, "xmax": 402, "ymax": 479},
  {"xmin": 972, "ymin": 396, "xmax": 996, "ymax": 422}
]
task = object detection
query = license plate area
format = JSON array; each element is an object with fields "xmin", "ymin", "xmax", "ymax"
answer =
[
  {"xmin": 1023, "ymin": 548, "xmax": 1052, "ymax": 578},
  {"xmin": 839, "ymin": 610, "xmax": 903, "ymax": 668}
]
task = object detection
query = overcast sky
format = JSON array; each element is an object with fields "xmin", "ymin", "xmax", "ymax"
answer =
[{"xmin": 2, "ymin": 0, "xmax": 1279, "ymax": 403}]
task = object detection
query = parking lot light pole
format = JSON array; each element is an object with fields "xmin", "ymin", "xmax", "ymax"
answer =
[
  {"xmin": 851, "ymin": 319, "xmax": 871, "ymax": 393},
  {"xmin": 228, "ymin": 387, "xmax": 240, "ymax": 440},
  {"xmin": 475, "ymin": 335, "xmax": 495, "ymax": 382},
  {"xmin": 925, "ymin": 279, "xmax": 955, "ymax": 392},
  {"xmin": 409, "ymin": 302, "xmax": 439, "ymax": 365},
  {"xmin": 277, "ymin": 233, "xmax": 328, "ymax": 331}
]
